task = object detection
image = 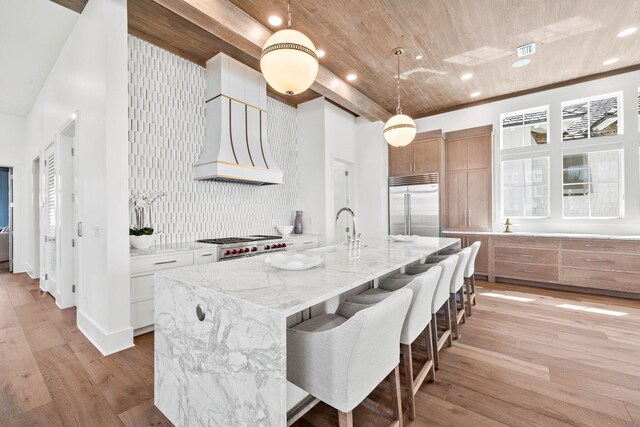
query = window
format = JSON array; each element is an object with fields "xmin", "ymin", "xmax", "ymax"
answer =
[
  {"xmin": 502, "ymin": 157, "xmax": 550, "ymax": 218},
  {"xmin": 562, "ymin": 149, "xmax": 623, "ymax": 218},
  {"xmin": 562, "ymin": 93, "xmax": 621, "ymax": 141},
  {"xmin": 501, "ymin": 107, "xmax": 548, "ymax": 149}
]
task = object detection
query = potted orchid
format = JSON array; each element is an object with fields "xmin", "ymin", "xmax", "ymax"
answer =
[{"xmin": 129, "ymin": 191, "xmax": 166, "ymax": 249}]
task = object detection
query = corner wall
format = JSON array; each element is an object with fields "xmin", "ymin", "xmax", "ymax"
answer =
[{"xmin": 24, "ymin": 0, "xmax": 131, "ymax": 355}]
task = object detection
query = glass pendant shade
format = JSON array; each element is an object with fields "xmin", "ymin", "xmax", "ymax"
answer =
[
  {"xmin": 261, "ymin": 29, "xmax": 319, "ymax": 96},
  {"xmin": 384, "ymin": 114, "xmax": 417, "ymax": 147}
]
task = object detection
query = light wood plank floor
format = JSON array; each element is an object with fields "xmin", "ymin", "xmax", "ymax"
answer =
[{"xmin": 1, "ymin": 269, "xmax": 639, "ymax": 426}]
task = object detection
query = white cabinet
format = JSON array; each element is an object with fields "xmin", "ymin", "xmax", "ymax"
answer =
[
  {"xmin": 289, "ymin": 234, "xmax": 320, "ymax": 251},
  {"xmin": 130, "ymin": 247, "xmax": 216, "ymax": 336}
]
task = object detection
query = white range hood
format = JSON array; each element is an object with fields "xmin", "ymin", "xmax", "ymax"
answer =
[{"xmin": 194, "ymin": 53, "xmax": 283, "ymax": 185}]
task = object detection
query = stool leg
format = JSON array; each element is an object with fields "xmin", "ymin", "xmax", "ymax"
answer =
[
  {"xmin": 389, "ymin": 365, "xmax": 404, "ymax": 427},
  {"xmin": 465, "ymin": 277, "xmax": 473, "ymax": 316},
  {"xmin": 472, "ymin": 275, "xmax": 477, "ymax": 306},
  {"xmin": 444, "ymin": 301, "xmax": 453, "ymax": 347},
  {"xmin": 401, "ymin": 344, "xmax": 416, "ymax": 420},
  {"xmin": 460, "ymin": 288, "xmax": 466, "ymax": 324},
  {"xmin": 431, "ymin": 314, "xmax": 439, "ymax": 370},
  {"xmin": 449, "ymin": 294, "xmax": 459, "ymax": 340},
  {"xmin": 424, "ymin": 325, "xmax": 435, "ymax": 382},
  {"xmin": 338, "ymin": 410, "xmax": 353, "ymax": 427}
]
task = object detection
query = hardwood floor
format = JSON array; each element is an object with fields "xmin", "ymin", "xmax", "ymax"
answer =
[{"xmin": 1, "ymin": 269, "xmax": 639, "ymax": 426}]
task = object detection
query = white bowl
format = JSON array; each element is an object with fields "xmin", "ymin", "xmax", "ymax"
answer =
[
  {"xmin": 389, "ymin": 234, "xmax": 418, "ymax": 242},
  {"xmin": 130, "ymin": 234, "xmax": 156, "ymax": 249},
  {"xmin": 277, "ymin": 225, "xmax": 294, "ymax": 236},
  {"xmin": 265, "ymin": 253, "xmax": 323, "ymax": 271}
]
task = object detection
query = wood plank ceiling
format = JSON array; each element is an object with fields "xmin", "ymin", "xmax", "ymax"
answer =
[{"xmin": 51, "ymin": 0, "xmax": 640, "ymax": 119}]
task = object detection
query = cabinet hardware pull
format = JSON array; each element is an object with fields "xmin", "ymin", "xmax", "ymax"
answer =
[
  {"xmin": 196, "ymin": 304, "xmax": 206, "ymax": 321},
  {"xmin": 154, "ymin": 260, "xmax": 177, "ymax": 265},
  {"xmin": 586, "ymin": 276, "xmax": 613, "ymax": 282},
  {"xmin": 514, "ymin": 254, "xmax": 535, "ymax": 258},
  {"xmin": 584, "ymin": 258, "xmax": 611, "ymax": 263},
  {"xmin": 200, "ymin": 253, "xmax": 213, "ymax": 257},
  {"xmin": 584, "ymin": 245, "xmax": 614, "ymax": 250},
  {"xmin": 514, "ymin": 268, "xmax": 535, "ymax": 273}
]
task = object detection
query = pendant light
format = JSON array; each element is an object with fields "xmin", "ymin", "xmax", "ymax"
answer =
[
  {"xmin": 384, "ymin": 48, "xmax": 416, "ymax": 147},
  {"xmin": 260, "ymin": 0, "xmax": 319, "ymax": 96}
]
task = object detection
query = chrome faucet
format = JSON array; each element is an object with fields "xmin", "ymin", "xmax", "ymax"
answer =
[{"xmin": 335, "ymin": 207, "xmax": 360, "ymax": 249}]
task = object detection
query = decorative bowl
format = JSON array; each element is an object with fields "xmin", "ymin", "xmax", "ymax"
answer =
[
  {"xmin": 277, "ymin": 225, "xmax": 294, "ymax": 236},
  {"xmin": 130, "ymin": 234, "xmax": 156, "ymax": 250}
]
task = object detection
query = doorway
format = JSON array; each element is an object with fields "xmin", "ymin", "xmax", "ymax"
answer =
[
  {"xmin": 331, "ymin": 158, "xmax": 355, "ymax": 245},
  {"xmin": 0, "ymin": 167, "xmax": 13, "ymax": 271},
  {"xmin": 41, "ymin": 117, "xmax": 79, "ymax": 309}
]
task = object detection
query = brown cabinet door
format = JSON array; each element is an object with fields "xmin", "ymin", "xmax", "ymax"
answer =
[
  {"xmin": 467, "ymin": 133, "xmax": 492, "ymax": 170},
  {"xmin": 447, "ymin": 172, "xmax": 468, "ymax": 230},
  {"xmin": 412, "ymin": 138, "xmax": 440, "ymax": 174},
  {"xmin": 446, "ymin": 138, "xmax": 468, "ymax": 172},
  {"xmin": 388, "ymin": 145, "xmax": 414, "ymax": 176},
  {"xmin": 467, "ymin": 170, "xmax": 491, "ymax": 231}
]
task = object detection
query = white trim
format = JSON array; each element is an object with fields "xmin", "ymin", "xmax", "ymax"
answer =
[{"xmin": 77, "ymin": 310, "xmax": 134, "ymax": 356}]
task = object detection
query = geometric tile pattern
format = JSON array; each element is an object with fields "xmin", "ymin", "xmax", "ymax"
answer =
[{"xmin": 128, "ymin": 36, "xmax": 298, "ymax": 244}]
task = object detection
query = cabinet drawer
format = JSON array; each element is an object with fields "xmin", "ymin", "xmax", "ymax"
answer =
[
  {"xmin": 561, "ymin": 251, "xmax": 640, "ymax": 274},
  {"xmin": 495, "ymin": 247, "xmax": 558, "ymax": 265},
  {"xmin": 131, "ymin": 299, "xmax": 154, "ymax": 330},
  {"xmin": 195, "ymin": 249, "xmax": 217, "ymax": 264},
  {"xmin": 561, "ymin": 267, "xmax": 639, "ymax": 294},
  {"xmin": 562, "ymin": 238, "xmax": 640, "ymax": 254},
  {"xmin": 131, "ymin": 252, "xmax": 194, "ymax": 274},
  {"xmin": 493, "ymin": 236, "xmax": 558, "ymax": 249},
  {"xmin": 495, "ymin": 261, "xmax": 558, "ymax": 282},
  {"xmin": 293, "ymin": 239, "xmax": 319, "ymax": 250},
  {"xmin": 131, "ymin": 275, "xmax": 154, "ymax": 303}
]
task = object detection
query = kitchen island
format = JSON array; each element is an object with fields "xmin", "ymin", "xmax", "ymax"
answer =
[{"xmin": 154, "ymin": 237, "xmax": 458, "ymax": 427}]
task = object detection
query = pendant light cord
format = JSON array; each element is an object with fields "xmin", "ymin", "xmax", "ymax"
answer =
[
  {"xmin": 287, "ymin": 0, "xmax": 292, "ymax": 28},
  {"xmin": 396, "ymin": 51, "xmax": 402, "ymax": 115}
]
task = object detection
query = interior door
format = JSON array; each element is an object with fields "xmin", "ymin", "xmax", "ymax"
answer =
[
  {"xmin": 407, "ymin": 184, "xmax": 439, "ymax": 237},
  {"xmin": 467, "ymin": 169, "xmax": 492, "ymax": 230},
  {"xmin": 447, "ymin": 172, "xmax": 468, "ymax": 230},
  {"xmin": 44, "ymin": 143, "xmax": 57, "ymax": 294},
  {"xmin": 8, "ymin": 169, "xmax": 13, "ymax": 272},
  {"xmin": 389, "ymin": 186, "xmax": 408, "ymax": 235}
]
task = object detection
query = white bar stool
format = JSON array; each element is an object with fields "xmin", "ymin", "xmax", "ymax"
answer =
[
  {"xmin": 347, "ymin": 266, "xmax": 442, "ymax": 420},
  {"xmin": 287, "ymin": 289, "xmax": 413, "ymax": 427},
  {"xmin": 404, "ymin": 255, "xmax": 458, "ymax": 370}
]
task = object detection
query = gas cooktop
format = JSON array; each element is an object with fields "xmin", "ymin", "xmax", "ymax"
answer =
[{"xmin": 197, "ymin": 235, "xmax": 282, "ymax": 245}]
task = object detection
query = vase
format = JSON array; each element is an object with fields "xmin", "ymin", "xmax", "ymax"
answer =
[
  {"xmin": 293, "ymin": 211, "xmax": 303, "ymax": 234},
  {"xmin": 130, "ymin": 234, "xmax": 156, "ymax": 250}
]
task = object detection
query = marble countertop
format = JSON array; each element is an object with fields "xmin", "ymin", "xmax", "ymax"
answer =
[
  {"xmin": 157, "ymin": 236, "xmax": 458, "ymax": 316},
  {"xmin": 442, "ymin": 230, "xmax": 640, "ymax": 240},
  {"xmin": 130, "ymin": 242, "xmax": 215, "ymax": 258}
]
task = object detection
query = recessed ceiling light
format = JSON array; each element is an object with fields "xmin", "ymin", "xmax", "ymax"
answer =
[
  {"xmin": 267, "ymin": 15, "xmax": 283, "ymax": 26},
  {"xmin": 317, "ymin": 49, "xmax": 325, "ymax": 58},
  {"xmin": 617, "ymin": 27, "xmax": 637, "ymax": 37},
  {"xmin": 470, "ymin": 91, "xmax": 481, "ymax": 98},
  {"xmin": 346, "ymin": 74, "xmax": 357, "ymax": 81},
  {"xmin": 415, "ymin": 55, "xmax": 423, "ymax": 60},
  {"xmin": 512, "ymin": 58, "xmax": 531, "ymax": 68},
  {"xmin": 461, "ymin": 73, "xmax": 473, "ymax": 80},
  {"xmin": 603, "ymin": 57, "xmax": 619, "ymax": 65}
]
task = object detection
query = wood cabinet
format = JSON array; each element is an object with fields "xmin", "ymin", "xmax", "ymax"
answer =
[
  {"xmin": 388, "ymin": 130, "xmax": 443, "ymax": 176},
  {"xmin": 444, "ymin": 125, "xmax": 492, "ymax": 231}
]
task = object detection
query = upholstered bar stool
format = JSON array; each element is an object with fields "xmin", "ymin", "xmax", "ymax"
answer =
[
  {"xmin": 347, "ymin": 266, "xmax": 442, "ymax": 420},
  {"xmin": 287, "ymin": 289, "xmax": 412, "ymax": 427},
  {"xmin": 404, "ymin": 256, "xmax": 457, "ymax": 370},
  {"xmin": 428, "ymin": 241, "xmax": 481, "ymax": 316}
]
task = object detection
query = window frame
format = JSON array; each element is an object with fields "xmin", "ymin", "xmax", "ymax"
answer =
[
  {"xmin": 499, "ymin": 105, "xmax": 550, "ymax": 150},
  {"xmin": 560, "ymin": 146, "xmax": 625, "ymax": 219},
  {"xmin": 500, "ymin": 154, "xmax": 551, "ymax": 219},
  {"xmin": 561, "ymin": 91, "xmax": 623, "ymax": 142}
]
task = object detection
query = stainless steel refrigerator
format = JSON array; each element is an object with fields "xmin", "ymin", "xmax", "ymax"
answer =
[{"xmin": 389, "ymin": 174, "xmax": 440, "ymax": 237}]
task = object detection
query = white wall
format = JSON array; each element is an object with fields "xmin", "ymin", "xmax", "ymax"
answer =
[
  {"xmin": 415, "ymin": 70, "xmax": 640, "ymax": 235},
  {"xmin": 0, "ymin": 113, "xmax": 27, "ymax": 271},
  {"xmin": 297, "ymin": 99, "xmax": 359, "ymax": 244},
  {"xmin": 24, "ymin": 0, "xmax": 131, "ymax": 355}
]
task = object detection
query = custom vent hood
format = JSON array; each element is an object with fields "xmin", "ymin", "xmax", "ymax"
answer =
[{"xmin": 194, "ymin": 53, "xmax": 283, "ymax": 185}]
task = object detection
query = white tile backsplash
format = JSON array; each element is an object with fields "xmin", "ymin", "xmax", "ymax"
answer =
[{"xmin": 128, "ymin": 36, "xmax": 298, "ymax": 244}]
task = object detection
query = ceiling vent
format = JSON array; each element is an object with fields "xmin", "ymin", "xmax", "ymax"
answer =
[{"xmin": 516, "ymin": 43, "xmax": 536, "ymax": 57}]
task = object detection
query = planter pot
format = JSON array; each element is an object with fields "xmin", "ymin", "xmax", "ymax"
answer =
[{"xmin": 130, "ymin": 234, "xmax": 156, "ymax": 250}]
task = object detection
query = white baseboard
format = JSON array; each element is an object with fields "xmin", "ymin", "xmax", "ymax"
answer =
[
  {"xmin": 12, "ymin": 262, "xmax": 30, "ymax": 274},
  {"xmin": 77, "ymin": 310, "xmax": 134, "ymax": 356}
]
